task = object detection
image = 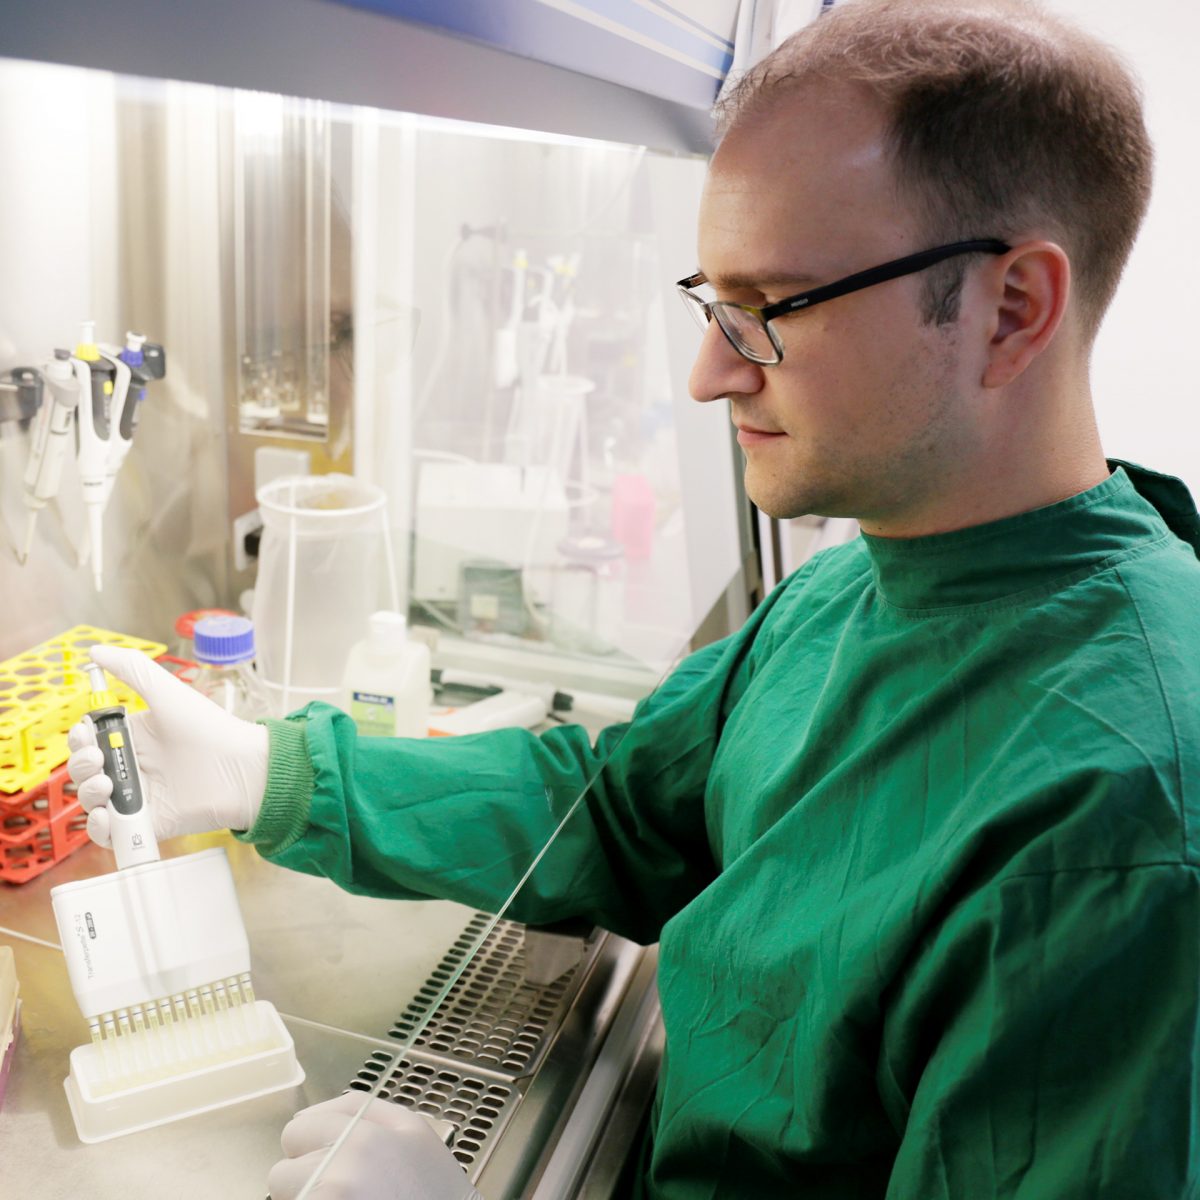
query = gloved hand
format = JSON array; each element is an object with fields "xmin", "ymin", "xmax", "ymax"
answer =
[
  {"xmin": 66, "ymin": 644, "xmax": 269, "ymax": 846},
  {"xmin": 268, "ymin": 1093, "xmax": 484, "ymax": 1200}
]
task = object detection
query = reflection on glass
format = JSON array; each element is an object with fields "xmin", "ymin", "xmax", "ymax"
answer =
[
  {"xmin": 0, "ymin": 53, "xmax": 745, "ymax": 1198},
  {"xmin": 234, "ymin": 91, "xmax": 342, "ymax": 439},
  {"xmin": 393, "ymin": 123, "xmax": 709, "ymax": 677}
]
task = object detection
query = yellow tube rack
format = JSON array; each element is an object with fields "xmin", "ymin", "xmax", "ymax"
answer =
[{"xmin": 0, "ymin": 626, "xmax": 167, "ymax": 795}]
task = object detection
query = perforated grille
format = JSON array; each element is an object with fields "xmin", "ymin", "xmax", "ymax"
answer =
[
  {"xmin": 387, "ymin": 913, "xmax": 585, "ymax": 1077},
  {"xmin": 348, "ymin": 1051, "xmax": 519, "ymax": 1174},
  {"xmin": 347, "ymin": 914, "xmax": 598, "ymax": 1179}
]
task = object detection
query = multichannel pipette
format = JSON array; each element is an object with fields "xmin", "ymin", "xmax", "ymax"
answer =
[
  {"xmin": 50, "ymin": 658, "xmax": 303, "ymax": 1142},
  {"xmin": 19, "ymin": 351, "xmax": 81, "ymax": 565},
  {"xmin": 83, "ymin": 662, "xmax": 160, "ymax": 871}
]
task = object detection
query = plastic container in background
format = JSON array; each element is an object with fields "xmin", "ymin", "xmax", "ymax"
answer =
[
  {"xmin": 552, "ymin": 535, "xmax": 625, "ymax": 655},
  {"xmin": 253, "ymin": 475, "xmax": 397, "ymax": 716},
  {"xmin": 611, "ymin": 473, "xmax": 656, "ymax": 560},
  {"xmin": 173, "ymin": 608, "xmax": 238, "ymax": 661},
  {"xmin": 340, "ymin": 612, "xmax": 431, "ymax": 738},
  {"xmin": 192, "ymin": 616, "xmax": 271, "ymax": 720}
]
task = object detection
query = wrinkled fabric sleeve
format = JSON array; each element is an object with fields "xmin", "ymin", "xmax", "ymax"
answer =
[
  {"xmin": 879, "ymin": 862, "xmax": 1200, "ymax": 1199},
  {"xmin": 239, "ymin": 586, "xmax": 785, "ymax": 944}
]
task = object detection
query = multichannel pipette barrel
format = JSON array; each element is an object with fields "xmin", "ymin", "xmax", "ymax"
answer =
[
  {"xmin": 83, "ymin": 661, "xmax": 160, "ymax": 871},
  {"xmin": 50, "ymin": 843, "xmax": 302, "ymax": 1142},
  {"xmin": 72, "ymin": 321, "xmax": 116, "ymax": 591},
  {"xmin": 52, "ymin": 659, "xmax": 303, "ymax": 1141},
  {"xmin": 19, "ymin": 351, "xmax": 80, "ymax": 564}
]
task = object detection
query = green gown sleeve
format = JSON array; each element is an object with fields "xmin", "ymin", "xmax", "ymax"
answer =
[
  {"xmin": 244, "ymin": 586, "xmax": 783, "ymax": 944},
  {"xmin": 879, "ymin": 860, "xmax": 1200, "ymax": 1198}
]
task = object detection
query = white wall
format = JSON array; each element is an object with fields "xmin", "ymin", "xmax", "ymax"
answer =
[{"xmin": 1044, "ymin": 0, "xmax": 1200, "ymax": 498}]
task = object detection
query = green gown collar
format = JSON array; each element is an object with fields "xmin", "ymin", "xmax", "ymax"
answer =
[{"xmin": 860, "ymin": 461, "xmax": 1200, "ymax": 613}]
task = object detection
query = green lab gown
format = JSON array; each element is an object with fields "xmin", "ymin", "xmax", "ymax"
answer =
[{"xmin": 244, "ymin": 461, "xmax": 1200, "ymax": 1199}]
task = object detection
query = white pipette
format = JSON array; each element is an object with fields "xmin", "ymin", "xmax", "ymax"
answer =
[
  {"xmin": 19, "ymin": 352, "xmax": 81, "ymax": 565},
  {"xmin": 78, "ymin": 333, "xmax": 166, "ymax": 569},
  {"xmin": 72, "ymin": 321, "xmax": 116, "ymax": 591}
]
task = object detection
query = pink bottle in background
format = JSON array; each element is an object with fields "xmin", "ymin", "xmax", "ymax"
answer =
[{"xmin": 612, "ymin": 473, "xmax": 656, "ymax": 560}]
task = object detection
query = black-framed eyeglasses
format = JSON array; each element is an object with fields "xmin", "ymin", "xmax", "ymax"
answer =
[{"xmin": 676, "ymin": 238, "xmax": 1011, "ymax": 365}]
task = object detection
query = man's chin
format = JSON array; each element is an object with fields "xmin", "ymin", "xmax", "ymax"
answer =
[{"xmin": 745, "ymin": 476, "xmax": 847, "ymax": 523}]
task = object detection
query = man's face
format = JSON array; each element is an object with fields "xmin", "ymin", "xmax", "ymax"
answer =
[{"xmin": 690, "ymin": 85, "xmax": 979, "ymax": 526}]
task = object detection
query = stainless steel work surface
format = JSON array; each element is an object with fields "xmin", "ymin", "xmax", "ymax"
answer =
[
  {"xmin": 0, "ymin": 936, "xmax": 389, "ymax": 1197},
  {"xmin": 0, "ymin": 832, "xmax": 481, "ymax": 1040},
  {"xmin": 0, "ymin": 832, "xmax": 652, "ymax": 1198}
]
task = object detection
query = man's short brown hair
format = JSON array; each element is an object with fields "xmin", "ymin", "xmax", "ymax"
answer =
[{"xmin": 716, "ymin": 0, "xmax": 1153, "ymax": 336}]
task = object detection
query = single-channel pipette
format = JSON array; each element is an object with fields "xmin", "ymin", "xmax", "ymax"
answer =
[
  {"xmin": 19, "ymin": 351, "xmax": 81, "ymax": 565},
  {"xmin": 72, "ymin": 322, "xmax": 117, "ymax": 591},
  {"xmin": 93, "ymin": 333, "xmax": 166, "ymax": 512},
  {"xmin": 83, "ymin": 661, "xmax": 160, "ymax": 871}
]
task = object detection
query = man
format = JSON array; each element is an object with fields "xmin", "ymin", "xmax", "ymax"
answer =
[{"xmin": 70, "ymin": 1, "xmax": 1200, "ymax": 1196}]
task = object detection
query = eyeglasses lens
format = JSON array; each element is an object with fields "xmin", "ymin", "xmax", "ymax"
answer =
[
  {"xmin": 680, "ymin": 289, "xmax": 710, "ymax": 334},
  {"xmin": 714, "ymin": 304, "xmax": 778, "ymax": 364}
]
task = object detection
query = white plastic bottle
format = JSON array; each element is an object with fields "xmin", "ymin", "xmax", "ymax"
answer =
[{"xmin": 340, "ymin": 611, "xmax": 431, "ymax": 738}]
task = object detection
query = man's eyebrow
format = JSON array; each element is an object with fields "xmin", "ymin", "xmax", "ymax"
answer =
[{"xmin": 705, "ymin": 269, "xmax": 820, "ymax": 290}]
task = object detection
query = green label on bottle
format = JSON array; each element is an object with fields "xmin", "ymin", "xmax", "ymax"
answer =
[{"xmin": 351, "ymin": 690, "xmax": 396, "ymax": 737}]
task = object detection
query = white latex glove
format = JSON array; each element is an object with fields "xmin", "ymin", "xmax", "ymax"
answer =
[
  {"xmin": 268, "ymin": 1093, "xmax": 483, "ymax": 1200},
  {"xmin": 66, "ymin": 644, "xmax": 269, "ymax": 846}
]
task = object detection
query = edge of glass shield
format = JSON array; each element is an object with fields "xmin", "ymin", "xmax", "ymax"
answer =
[{"xmin": 291, "ymin": 641, "xmax": 691, "ymax": 1198}]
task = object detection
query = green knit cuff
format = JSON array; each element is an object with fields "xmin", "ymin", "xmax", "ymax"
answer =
[{"xmin": 234, "ymin": 717, "xmax": 314, "ymax": 857}]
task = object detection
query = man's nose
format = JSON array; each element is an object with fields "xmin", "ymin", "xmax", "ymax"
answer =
[{"xmin": 688, "ymin": 320, "xmax": 766, "ymax": 404}]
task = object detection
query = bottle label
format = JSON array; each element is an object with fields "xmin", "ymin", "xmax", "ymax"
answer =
[{"xmin": 351, "ymin": 690, "xmax": 396, "ymax": 737}]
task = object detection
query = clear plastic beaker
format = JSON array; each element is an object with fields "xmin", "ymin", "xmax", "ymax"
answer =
[{"xmin": 252, "ymin": 474, "xmax": 397, "ymax": 715}]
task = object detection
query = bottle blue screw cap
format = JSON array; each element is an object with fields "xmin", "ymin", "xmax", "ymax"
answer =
[{"xmin": 193, "ymin": 615, "xmax": 256, "ymax": 665}]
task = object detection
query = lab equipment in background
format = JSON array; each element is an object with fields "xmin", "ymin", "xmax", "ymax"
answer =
[
  {"xmin": 551, "ymin": 535, "xmax": 625, "ymax": 655},
  {"xmin": 252, "ymin": 473, "xmax": 398, "ymax": 715},
  {"xmin": 0, "ymin": 365, "xmax": 43, "ymax": 426},
  {"xmin": 191, "ymin": 615, "xmax": 272, "ymax": 720},
  {"xmin": 428, "ymin": 689, "xmax": 547, "ymax": 736},
  {"xmin": 611, "ymin": 472, "xmax": 656, "ymax": 560},
  {"xmin": 83, "ymin": 661, "xmax": 160, "ymax": 870},
  {"xmin": 97, "ymin": 333, "xmax": 166, "ymax": 510},
  {"xmin": 173, "ymin": 606, "xmax": 240, "ymax": 660},
  {"xmin": 18, "ymin": 351, "xmax": 79, "ymax": 565},
  {"xmin": 493, "ymin": 247, "xmax": 528, "ymax": 389},
  {"xmin": 340, "ymin": 610, "xmax": 431, "ymax": 737},
  {"xmin": 15, "ymin": 326, "xmax": 164, "ymax": 584},
  {"xmin": 0, "ymin": 762, "xmax": 89, "ymax": 885},
  {"xmin": 0, "ymin": 946, "xmax": 18, "ymax": 1113},
  {"xmin": 413, "ymin": 462, "xmax": 568, "ymax": 611},
  {"xmin": 458, "ymin": 561, "xmax": 529, "ymax": 638},
  {"xmin": 77, "ymin": 333, "xmax": 166, "ymax": 572},
  {"xmin": 50, "ymin": 846, "xmax": 304, "ymax": 1143},
  {"xmin": 233, "ymin": 93, "xmax": 339, "ymax": 440},
  {"xmin": 71, "ymin": 321, "xmax": 117, "ymax": 591}
]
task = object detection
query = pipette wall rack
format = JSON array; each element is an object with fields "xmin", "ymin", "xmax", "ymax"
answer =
[{"xmin": 0, "ymin": 625, "xmax": 166, "ymax": 796}]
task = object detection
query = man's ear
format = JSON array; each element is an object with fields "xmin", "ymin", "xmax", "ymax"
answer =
[{"xmin": 981, "ymin": 241, "xmax": 1071, "ymax": 389}]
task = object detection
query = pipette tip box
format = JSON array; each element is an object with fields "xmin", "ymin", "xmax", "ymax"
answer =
[
  {"xmin": 51, "ymin": 847, "xmax": 304, "ymax": 1142},
  {"xmin": 64, "ymin": 1000, "xmax": 303, "ymax": 1143}
]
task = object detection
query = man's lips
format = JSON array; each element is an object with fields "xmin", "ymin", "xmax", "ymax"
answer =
[{"xmin": 735, "ymin": 425, "xmax": 787, "ymax": 446}]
